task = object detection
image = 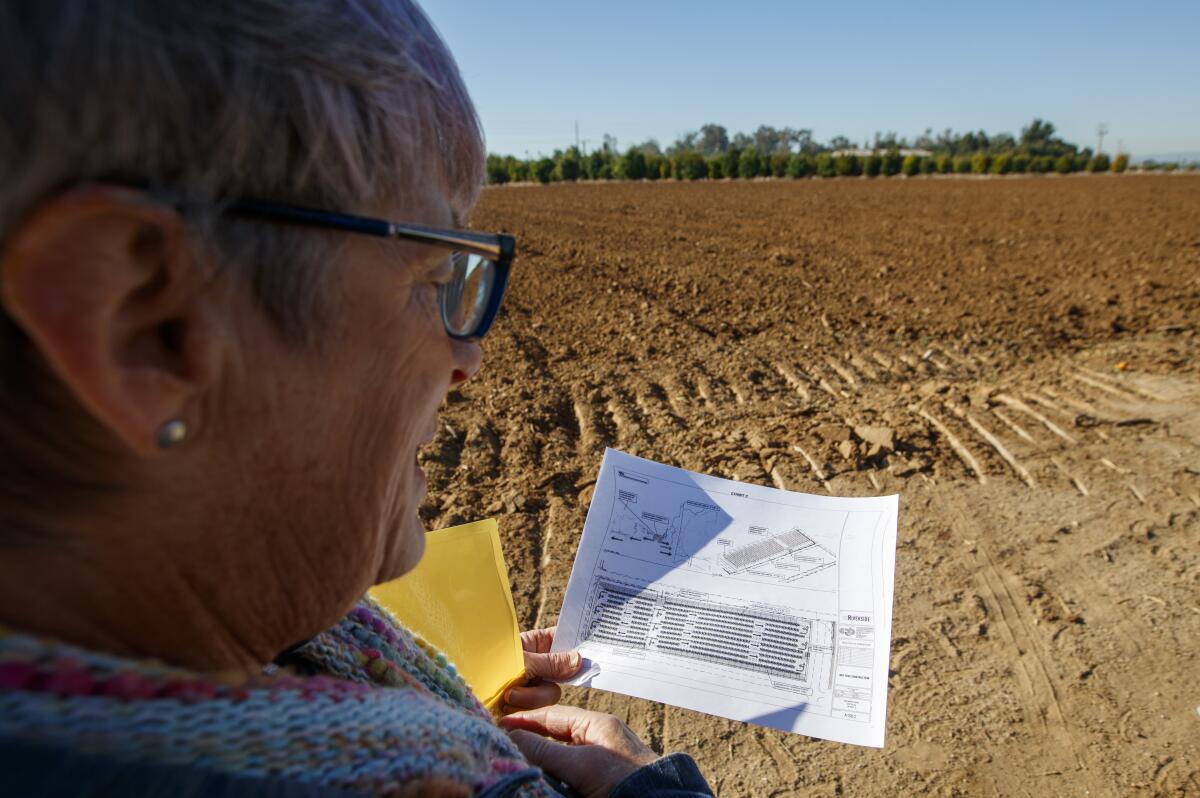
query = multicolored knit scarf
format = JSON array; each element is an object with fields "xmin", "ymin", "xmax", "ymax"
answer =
[{"xmin": 0, "ymin": 596, "xmax": 555, "ymax": 797}]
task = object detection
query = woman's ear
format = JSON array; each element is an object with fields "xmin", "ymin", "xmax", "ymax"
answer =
[{"xmin": 0, "ymin": 185, "xmax": 224, "ymax": 456}]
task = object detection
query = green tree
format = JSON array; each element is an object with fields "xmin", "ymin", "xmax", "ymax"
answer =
[
  {"xmin": 881, "ymin": 149, "xmax": 903, "ymax": 177},
  {"xmin": 644, "ymin": 154, "xmax": 665, "ymax": 180},
  {"xmin": 707, "ymin": 157, "xmax": 724, "ymax": 179},
  {"xmin": 920, "ymin": 156, "xmax": 937, "ymax": 175},
  {"xmin": 786, "ymin": 154, "xmax": 814, "ymax": 178},
  {"xmin": 696, "ymin": 123, "xmax": 730, "ymax": 156},
  {"xmin": 1111, "ymin": 153, "xmax": 1129, "ymax": 173},
  {"xmin": 1011, "ymin": 153, "xmax": 1030, "ymax": 173},
  {"xmin": 970, "ymin": 152, "xmax": 991, "ymax": 174},
  {"xmin": 901, "ymin": 154, "xmax": 921, "ymax": 176},
  {"xmin": 935, "ymin": 154, "xmax": 953, "ymax": 174},
  {"xmin": 556, "ymin": 147, "xmax": 581, "ymax": 181},
  {"xmin": 616, "ymin": 147, "xmax": 647, "ymax": 180},
  {"xmin": 770, "ymin": 152, "xmax": 790, "ymax": 178},
  {"xmin": 835, "ymin": 154, "xmax": 861, "ymax": 177},
  {"xmin": 721, "ymin": 147, "xmax": 741, "ymax": 179},
  {"xmin": 739, "ymin": 148, "xmax": 762, "ymax": 178},
  {"xmin": 1019, "ymin": 118, "xmax": 1055, "ymax": 154},
  {"xmin": 1054, "ymin": 154, "xmax": 1075, "ymax": 174},
  {"xmin": 586, "ymin": 150, "xmax": 607, "ymax": 180},
  {"xmin": 863, "ymin": 153, "xmax": 882, "ymax": 177},
  {"xmin": 508, "ymin": 158, "xmax": 531, "ymax": 183},
  {"xmin": 1088, "ymin": 153, "xmax": 1111, "ymax": 173},
  {"xmin": 989, "ymin": 153, "xmax": 1012, "ymax": 174},
  {"xmin": 815, "ymin": 153, "xmax": 836, "ymax": 178},
  {"xmin": 953, "ymin": 155, "xmax": 972, "ymax": 174},
  {"xmin": 486, "ymin": 154, "xmax": 510, "ymax": 185},
  {"xmin": 533, "ymin": 157, "xmax": 556, "ymax": 184},
  {"xmin": 674, "ymin": 151, "xmax": 708, "ymax": 180}
]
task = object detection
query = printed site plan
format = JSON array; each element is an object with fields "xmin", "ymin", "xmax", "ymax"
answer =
[{"xmin": 552, "ymin": 448, "xmax": 899, "ymax": 748}]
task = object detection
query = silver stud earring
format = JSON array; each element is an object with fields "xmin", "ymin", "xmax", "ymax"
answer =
[{"xmin": 156, "ymin": 419, "xmax": 188, "ymax": 449}]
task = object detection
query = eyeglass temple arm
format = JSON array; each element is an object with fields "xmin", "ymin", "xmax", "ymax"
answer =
[
  {"xmin": 388, "ymin": 223, "xmax": 512, "ymax": 261},
  {"xmin": 227, "ymin": 199, "xmax": 513, "ymax": 261}
]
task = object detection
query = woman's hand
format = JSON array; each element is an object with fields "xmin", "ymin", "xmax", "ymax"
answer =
[
  {"xmin": 501, "ymin": 627, "xmax": 582, "ymax": 713},
  {"xmin": 500, "ymin": 705, "xmax": 658, "ymax": 798}
]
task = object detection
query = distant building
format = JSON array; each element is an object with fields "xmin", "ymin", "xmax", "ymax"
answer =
[{"xmin": 829, "ymin": 148, "xmax": 934, "ymax": 158}]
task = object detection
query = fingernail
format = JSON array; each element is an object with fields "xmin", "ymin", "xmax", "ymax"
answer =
[
  {"xmin": 505, "ymin": 689, "xmax": 516, "ymax": 703},
  {"xmin": 569, "ymin": 652, "xmax": 581, "ymax": 668}
]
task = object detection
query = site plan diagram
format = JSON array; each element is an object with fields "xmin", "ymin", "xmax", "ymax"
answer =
[{"xmin": 552, "ymin": 448, "xmax": 898, "ymax": 747}]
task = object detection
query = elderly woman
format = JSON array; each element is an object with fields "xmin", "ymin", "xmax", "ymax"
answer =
[{"xmin": 0, "ymin": 1, "xmax": 713, "ymax": 796}]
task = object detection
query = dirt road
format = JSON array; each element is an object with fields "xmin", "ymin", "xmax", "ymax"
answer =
[{"xmin": 419, "ymin": 176, "xmax": 1200, "ymax": 796}]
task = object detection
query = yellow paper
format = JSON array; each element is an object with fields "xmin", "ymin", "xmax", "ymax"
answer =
[{"xmin": 369, "ymin": 518, "xmax": 525, "ymax": 712}]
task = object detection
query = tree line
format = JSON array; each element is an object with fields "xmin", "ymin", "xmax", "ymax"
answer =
[{"xmin": 486, "ymin": 119, "xmax": 1193, "ymax": 184}]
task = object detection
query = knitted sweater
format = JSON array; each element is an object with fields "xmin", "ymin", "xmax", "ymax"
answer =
[
  {"xmin": 0, "ymin": 597, "xmax": 713, "ymax": 797},
  {"xmin": 0, "ymin": 597, "xmax": 554, "ymax": 796}
]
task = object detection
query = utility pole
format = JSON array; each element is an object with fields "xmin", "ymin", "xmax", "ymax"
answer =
[
  {"xmin": 1096, "ymin": 122, "xmax": 1109, "ymax": 154},
  {"xmin": 575, "ymin": 120, "xmax": 580, "ymax": 153}
]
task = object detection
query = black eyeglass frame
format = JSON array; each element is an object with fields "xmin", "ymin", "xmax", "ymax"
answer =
[{"xmin": 226, "ymin": 198, "xmax": 515, "ymax": 341}]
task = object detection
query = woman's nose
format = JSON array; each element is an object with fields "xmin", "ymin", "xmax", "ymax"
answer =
[{"xmin": 449, "ymin": 338, "xmax": 483, "ymax": 387}]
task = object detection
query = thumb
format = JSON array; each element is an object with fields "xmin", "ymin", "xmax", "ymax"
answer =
[
  {"xmin": 524, "ymin": 649, "xmax": 582, "ymax": 681},
  {"xmin": 507, "ymin": 728, "xmax": 582, "ymax": 778}
]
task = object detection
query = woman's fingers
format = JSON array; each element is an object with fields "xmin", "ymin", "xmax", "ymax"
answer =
[
  {"xmin": 519, "ymin": 627, "xmax": 557, "ymax": 654},
  {"xmin": 507, "ymin": 728, "xmax": 644, "ymax": 798},
  {"xmin": 501, "ymin": 704, "xmax": 607, "ymax": 745},
  {"xmin": 504, "ymin": 708, "xmax": 660, "ymax": 798},
  {"xmin": 503, "ymin": 681, "xmax": 562, "ymax": 711},
  {"xmin": 507, "ymin": 730, "xmax": 593, "ymax": 786},
  {"xmin": 508, "ymin": 627, "xmax": 578, "ymax": 715},
  {"xmin": 507, "ymin": 728, "xmax": 565, "ymax": 767},
  {"xmin": 502, "ymin": 705, "xmax": 657, "ymax": 761},
  {"xmin": 499, "ymin": 704, "xmax": 585, "ymax": 742},
  {"xmin": 522, "ymin": 648, "xmax": 581, "ymax": 682},
  {"xmin": 513, "ymin": 627, "xmax": 579, "ymax": 713},
  {"xmin": 520, "ymin": 626, "xmax": 581, "ymax": 682}
]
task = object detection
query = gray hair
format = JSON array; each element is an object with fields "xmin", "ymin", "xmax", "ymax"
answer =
[{"xmin": 0, "ymin": 0, "xmax": 484, "ymax": 531}]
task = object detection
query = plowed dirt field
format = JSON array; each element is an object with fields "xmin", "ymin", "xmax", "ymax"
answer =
[{"xmin": 419, "ymin": 176, "xmax": 1200, "ymax": 797}]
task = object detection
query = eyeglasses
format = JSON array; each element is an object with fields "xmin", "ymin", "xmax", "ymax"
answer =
[{"xmin": 226, "ymin": 198, "xmax": 515, "ymax": 341}]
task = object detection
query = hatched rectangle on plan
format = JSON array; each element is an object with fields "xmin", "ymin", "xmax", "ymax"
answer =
[
  {"xmin": 658, "ymin": 597, "xmax": 810, "ymax": 679},
  {"xmin": 722, "ymin": 527, "xmax": 818, "ymax": 573},
  {"xmin": 584, "ymin": 580, "xmax": 658, "ymax": 649},
  {"xmin": 582, "ymin": 584, "xmax": 812, "ymax": 679},
  {"xmin": 836, "ymin": 645, "xmax": 873, "ymax": 669}
]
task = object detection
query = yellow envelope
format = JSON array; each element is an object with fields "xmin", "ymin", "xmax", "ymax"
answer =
[{"xmin": 369, "ymin": 518, "xmax": 525, "ymax": 712}]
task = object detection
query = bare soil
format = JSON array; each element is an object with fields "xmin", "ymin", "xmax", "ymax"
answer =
[{"xmin": 419, "ymin": 176, "xmax": 1200, "ymax": 797}]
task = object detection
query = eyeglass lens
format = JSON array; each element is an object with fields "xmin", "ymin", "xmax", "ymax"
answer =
[{"xmin": 441, "ymin": 252, "xmax": 495, "ymax": 337}]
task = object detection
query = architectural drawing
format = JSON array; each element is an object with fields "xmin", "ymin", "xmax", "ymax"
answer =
[{"xmin": 553, "ymin": 448, "xmax": 898, "ymax": 748}]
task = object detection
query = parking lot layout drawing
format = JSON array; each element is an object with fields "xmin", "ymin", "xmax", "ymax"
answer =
[{"xmin": 553, "ymin": 448, "xmax": 898, "ymax": 748}]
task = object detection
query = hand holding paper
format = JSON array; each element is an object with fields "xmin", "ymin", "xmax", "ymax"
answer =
[{"xmin": 503, "ymin": 628, "xmax": 583, "ymax": 713}]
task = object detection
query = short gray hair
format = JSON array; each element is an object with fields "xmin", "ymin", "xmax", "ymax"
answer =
[{"xmin": 0, "ymin": 0, "xmax": 484, "ymax": 529}]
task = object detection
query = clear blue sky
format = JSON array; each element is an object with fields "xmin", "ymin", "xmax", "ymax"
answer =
[{"xmin": 420, "ymin": 0, "xmax": 1199, "ymax": 160}]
